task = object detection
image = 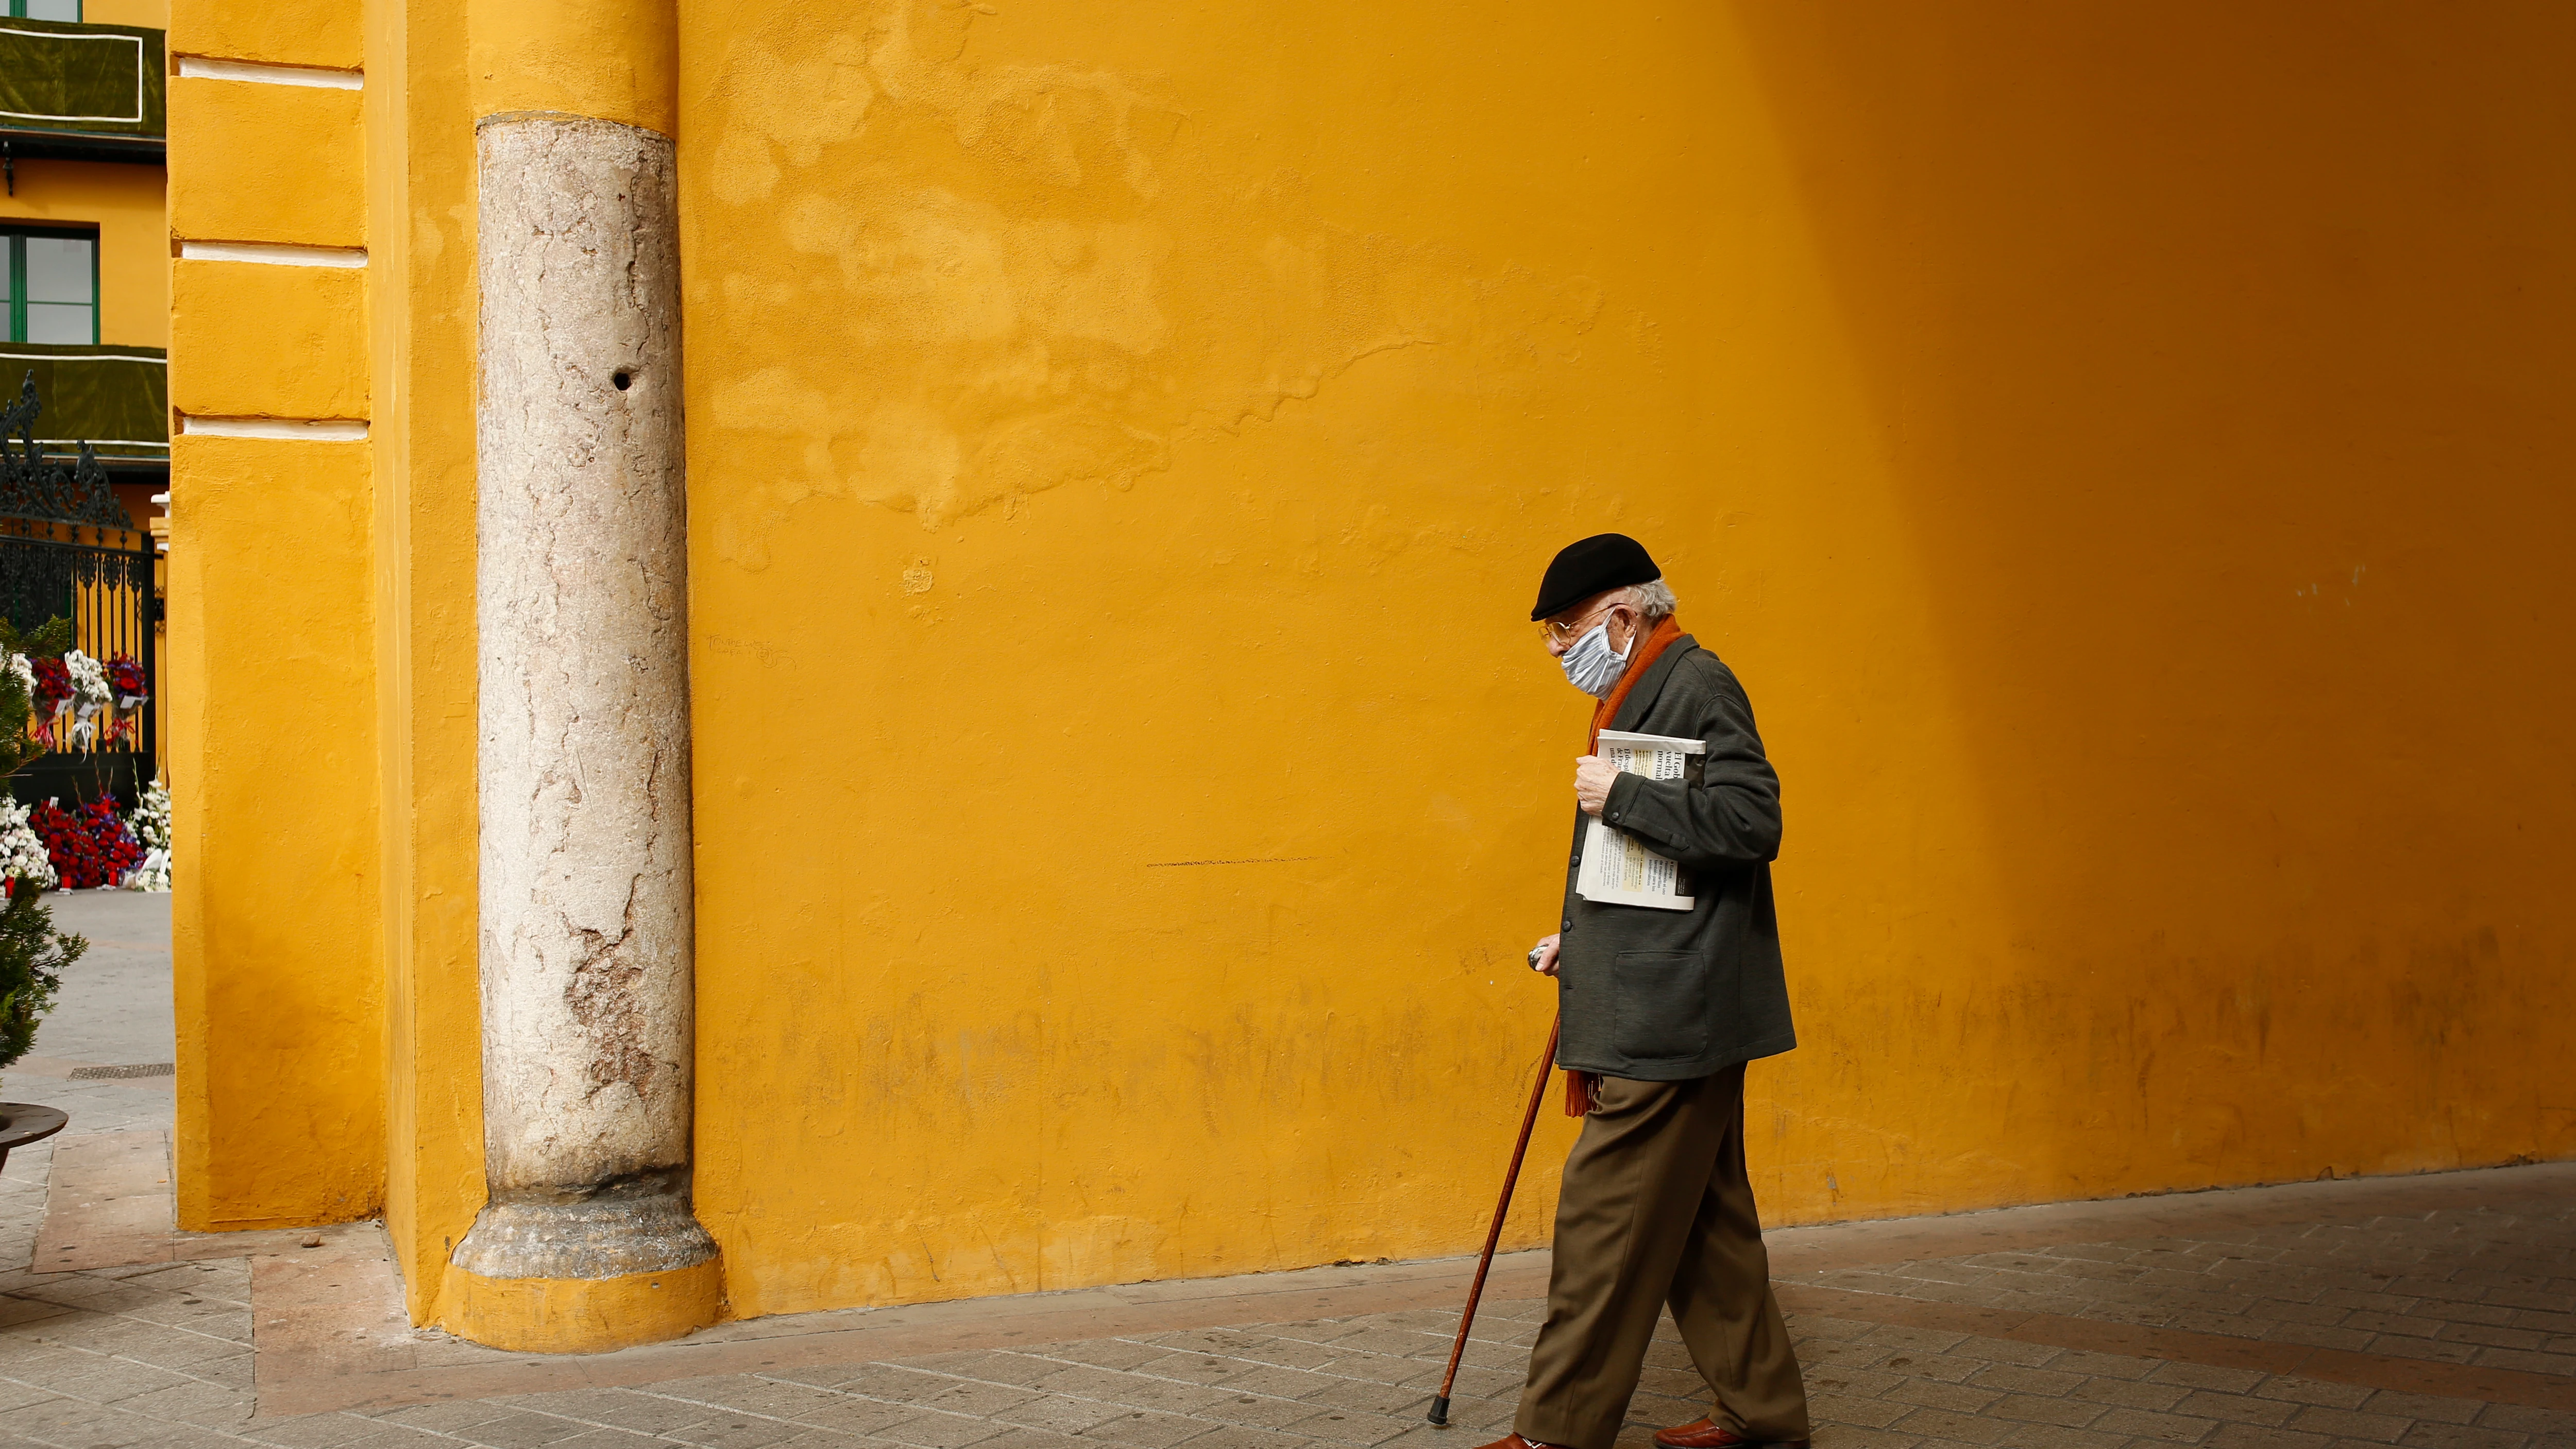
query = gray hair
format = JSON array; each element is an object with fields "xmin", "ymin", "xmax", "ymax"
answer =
[{"xmin": 1616, "ymin": 579, "xmax": 1677, "ymax": 620}]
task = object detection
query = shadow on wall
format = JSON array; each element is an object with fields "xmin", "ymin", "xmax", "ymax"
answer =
[{"xmin": 1728, "ymin": 0, "xmax": 2576, "ymax": 1198}]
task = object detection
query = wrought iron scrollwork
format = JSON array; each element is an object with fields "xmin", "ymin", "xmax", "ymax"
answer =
[
  {"xmin": 0, "ymin": 372, "xmax": 139, "ymax": 530},
  {"xmin": 0, "ymin": 534, "xmax": 150, "ymax": 633}
]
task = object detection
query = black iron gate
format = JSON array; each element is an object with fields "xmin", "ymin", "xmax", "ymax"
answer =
[{"xmin": 0, "ymin": 375, "xmax": 156, "ymax": 809}]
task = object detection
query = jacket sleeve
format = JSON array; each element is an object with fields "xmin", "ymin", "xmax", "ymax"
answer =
[{"xmin": 1599, "ymin": 660, "xmax": 1782, "ymax": 868}]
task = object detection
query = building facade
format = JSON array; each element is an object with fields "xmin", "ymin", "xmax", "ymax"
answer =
[
  {"xmin": 0, "ymin": 0, "xmax": 167, "ymax": 804},
  {"xmin": 169, "ymin": 0, "xmax": 2576, "ymax": 1354}
]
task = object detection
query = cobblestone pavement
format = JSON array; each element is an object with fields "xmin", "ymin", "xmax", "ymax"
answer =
[{"xmin": 3, "ymin": 894, "xmax": 2571, "ymax": 1449}]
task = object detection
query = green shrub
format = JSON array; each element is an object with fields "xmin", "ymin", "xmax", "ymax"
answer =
[
  {"xmin": 0, "ymin": 615, "xmax": 88, "ymax": 1078},
  {"xmin": 0, "ymin": 881, "xmax": 83, "ymax": 1072}
]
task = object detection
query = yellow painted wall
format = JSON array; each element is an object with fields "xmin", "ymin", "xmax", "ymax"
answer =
[
  {"xmin": 167, "ymin": 436, "xmax": 382, "ymax": 1228},
  {"xmin": 362, "ymin": 0, "xmax": 486, "ymax": 1322},
  {"xmin": 169, "ymin": 260, "xmax": 367, "ymax": 419},
  {"xmin": 86, "ymin": 0, "xmax": 170, "ymax": 31},
  {"xmin": 166, "ymin": 0, "xmax": 387, "ymax": 1231},
  {"xmin": 466, "ymin": 0, "xmax": 673, "ymax": 135},
  {"xmin": 168, "ymin": 0, "xmax": 355, "ymax": 71},
  {"xmin": 164, "ymin": 0, "xmax": 2576, "ymax": 1331},
  {"xmin": 679, "ymin": 0, "xmax": 2576, "ymax": 1320},
  {"xmin": 0, "ymin": 161, "xmax": 166, "ymax": 350},
  {"xmin": 162, "ymin": 0, "xmax": 486, "ymax": 1311},
  {"xmin": 1717, "ymin": 1, "xmax": 2576, "ymax": 1209},
  {"xmin": 167, "ymin": 79, "xmax": 366, "ymax": 249}
]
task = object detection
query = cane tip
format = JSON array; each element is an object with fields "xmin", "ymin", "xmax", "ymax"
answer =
[{"xmin": 1427, "ymin": 1396, "xmax": 1450, "ymax": 1427}]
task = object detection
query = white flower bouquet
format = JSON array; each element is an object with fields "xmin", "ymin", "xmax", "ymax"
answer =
[{"xmin": 0, "ymin": 798, "xmax": 58, "ymax": 893}]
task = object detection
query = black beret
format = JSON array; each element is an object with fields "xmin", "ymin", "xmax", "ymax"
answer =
[{"xmin": 1531, "ymin": 533, "xmax": 1661, "ymax": 621}]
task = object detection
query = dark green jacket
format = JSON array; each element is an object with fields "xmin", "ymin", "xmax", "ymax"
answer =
[{"xmin": 1554, "ymin": 635, "xmax": 1795, "ymax": 1080}]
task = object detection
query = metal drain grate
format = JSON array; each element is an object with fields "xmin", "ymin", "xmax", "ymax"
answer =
[{"xmin": 67, "ymin": 1063, "xmax": 175, "ymax": 1079}]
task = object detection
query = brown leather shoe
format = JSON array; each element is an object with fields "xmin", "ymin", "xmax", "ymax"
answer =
[{"xmin": 1654, "ymin": 1419, "xmax": 1809, "ymax": 1449}]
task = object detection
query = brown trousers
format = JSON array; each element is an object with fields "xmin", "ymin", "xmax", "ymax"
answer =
[{"xmin": 1514, "ymin": 1066, "xmax": 1809, "ymax": 1449}]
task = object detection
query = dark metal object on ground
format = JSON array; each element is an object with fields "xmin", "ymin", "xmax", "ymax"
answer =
[
  {"xmin": 1427, "ymin": 1014, "xmax": 1561, "ymax": 1427},
  {"xmin": 0, "ymin": 1101, "xmax": 67, "ymax": 1172}
]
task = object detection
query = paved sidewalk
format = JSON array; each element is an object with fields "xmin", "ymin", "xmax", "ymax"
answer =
[
  {"xmin": 2, "ymin": 890, "xmax": 184, "ymax": 1331},
  {"xmin": 3, "ymin": 893, "xmax": 2571, "ymax": 1449}
]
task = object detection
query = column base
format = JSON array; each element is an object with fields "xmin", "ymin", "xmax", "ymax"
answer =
[
  {"xmin": 445, "ymin": 1185, "xmax": 722, "ymax": 1352},
  {"xmin": 445, "ymin": 1255, "xmax": 721, "ymax": 1353}
]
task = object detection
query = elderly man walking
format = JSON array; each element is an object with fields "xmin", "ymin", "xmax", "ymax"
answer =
[{"xmin": 1483, "ymin": 534, "xmax": 1810, "ymax": 1449}]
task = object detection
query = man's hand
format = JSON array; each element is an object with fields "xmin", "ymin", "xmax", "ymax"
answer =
[
  {"xmin": 1574, "ymin": 755, "xmax": 1619, "ymax": 817},
  {"xmin": 1530, "ymin": 932, "xmax": 1562, "ymax": 976}
]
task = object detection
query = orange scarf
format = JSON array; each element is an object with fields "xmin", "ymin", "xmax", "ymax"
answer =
[
  {"xmin": 1566, "ymin": 615, "xmax": 1684, "ymax": 1116},
  {"xmin": 1587, "ymin": 614, "xmax": 1683, "ymax": 754}
]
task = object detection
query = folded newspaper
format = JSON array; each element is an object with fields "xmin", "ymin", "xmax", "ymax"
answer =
[{"xmin": 1577, "ymin": 729, "xmax": 1706, "ymax": 911}]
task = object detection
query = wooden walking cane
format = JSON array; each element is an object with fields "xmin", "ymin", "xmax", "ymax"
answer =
[{"xmin": 1426, "ymin": 1013, "xmax": 1561, "ymax": 1427}]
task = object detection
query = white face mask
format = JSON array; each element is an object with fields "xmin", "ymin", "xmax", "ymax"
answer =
[{"xmin": 1560, "ymin": 621, "xmax": 1630, "ymax": 698}]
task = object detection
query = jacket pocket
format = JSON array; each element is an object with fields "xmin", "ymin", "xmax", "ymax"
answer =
[{"xmin": 1611, "ymin": 951, "xmax": 1710, "ymax": 1061}]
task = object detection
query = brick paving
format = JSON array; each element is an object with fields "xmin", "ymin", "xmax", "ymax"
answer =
[{"xmin": 3, "ymin": 894, "xmax": 2571, "ymax": 1449}]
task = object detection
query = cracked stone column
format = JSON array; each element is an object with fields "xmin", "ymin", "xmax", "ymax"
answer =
[{"xmin": 448, "ymin": 0, "xmax": 718, "ymax": 1354}]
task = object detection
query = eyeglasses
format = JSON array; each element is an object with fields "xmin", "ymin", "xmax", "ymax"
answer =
[{"xmin": 1539, "ymin": 601, "xmax": 1624, "ymax": 646}]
